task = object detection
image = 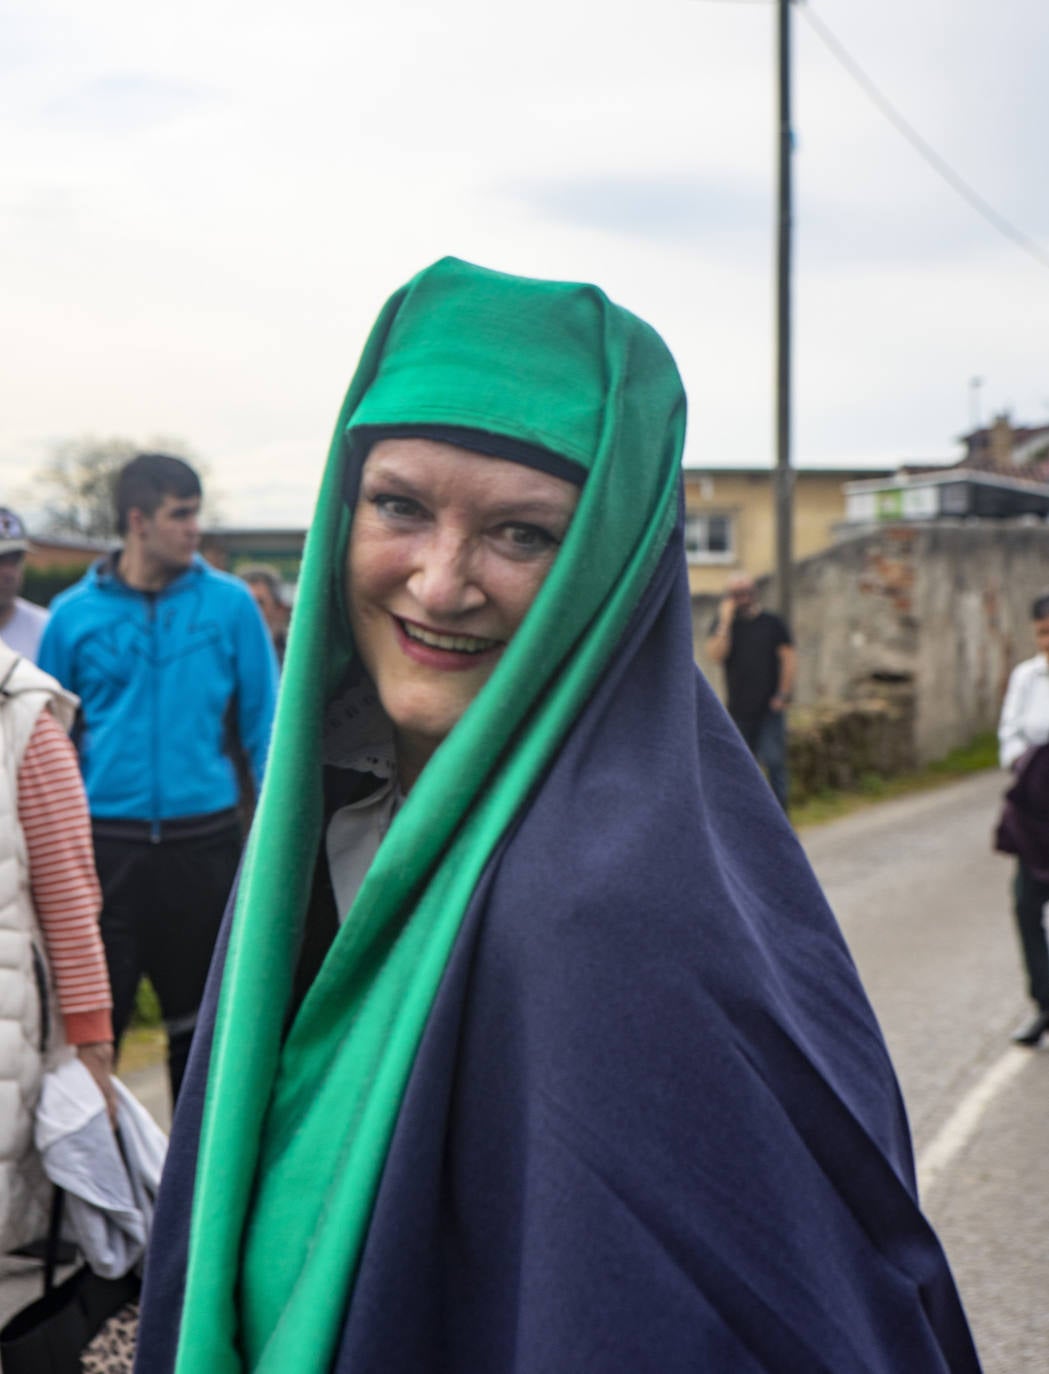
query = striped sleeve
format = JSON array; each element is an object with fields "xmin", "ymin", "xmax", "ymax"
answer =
[{"xmin": 18, "ymin": 708, "xmax": 113, "ymax": 1045}]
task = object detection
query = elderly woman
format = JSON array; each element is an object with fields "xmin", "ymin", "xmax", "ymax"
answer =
[{"xmin": 136, "ymin": 259, "xmax": 978, "ymax": 1374}]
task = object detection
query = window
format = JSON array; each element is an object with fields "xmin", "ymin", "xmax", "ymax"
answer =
[{"xmin": 684, "ymin": 511, "xmax": 735, "ymax": 564}]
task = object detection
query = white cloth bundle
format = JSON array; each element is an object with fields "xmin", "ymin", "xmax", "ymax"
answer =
[{"xmin": 34, "ymin": 1058, "xmax": 167, "ymax": 1277}]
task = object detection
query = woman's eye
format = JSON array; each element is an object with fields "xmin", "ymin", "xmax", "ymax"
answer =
[
  {"xmin": 498, "ymin": 523, "xmax": 559, "ymax": 556},
  {"xmin": 372, "ymin": 493, "xmax": 425, "ymax": 521}
]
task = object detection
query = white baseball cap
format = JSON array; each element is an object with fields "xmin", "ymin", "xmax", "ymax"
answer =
[{"xmin": 0, "ymin": 508, "xmax": 29, "ymax": 555}]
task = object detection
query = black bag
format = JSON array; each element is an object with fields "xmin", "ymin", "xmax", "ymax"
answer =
[
  {"xmin": 0, "ymin": 1265, "xmax": 140, "ymax": 1373},
  {"xmin": 0, "ymin": 1189, "xmax": 141, "ymax": 1374}
]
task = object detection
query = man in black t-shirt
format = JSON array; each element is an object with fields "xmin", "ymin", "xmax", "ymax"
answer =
[{"xmin": 706, "ymin": 573, "xmax": 796, "ymax": 810}]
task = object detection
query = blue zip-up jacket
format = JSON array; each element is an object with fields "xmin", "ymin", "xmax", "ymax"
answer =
[{"xmin": 38, "ymin": 554, "xmax": 278, "ymax": 828}]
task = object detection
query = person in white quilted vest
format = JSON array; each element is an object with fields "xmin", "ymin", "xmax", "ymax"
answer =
[{"xmin": 0, "ymin": 638, "xmax": 115, "ymax": 1256}]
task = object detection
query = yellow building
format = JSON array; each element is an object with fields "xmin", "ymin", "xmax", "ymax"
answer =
[{"xmin": 683, "ymin": 465, "xmax": 893, "ymax": 595}]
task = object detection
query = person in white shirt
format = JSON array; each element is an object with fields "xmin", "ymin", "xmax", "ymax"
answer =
[
  {"xmin": 0, "ymin": 508, "xmax": 49, "ymax": 662},
  {"xmin": 998, "ymin": 591, "xmax": 1049, "ymax": 1045}
]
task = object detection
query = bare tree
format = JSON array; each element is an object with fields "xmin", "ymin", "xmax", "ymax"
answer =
[{"xmin": 36, "ymin": 436, "xmax": 206, "ymax": 539}]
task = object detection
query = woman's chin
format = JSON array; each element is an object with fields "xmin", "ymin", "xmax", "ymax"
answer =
[{"xmin": 390, "ymin": 714, "xmax": 460, "ymax": 777}]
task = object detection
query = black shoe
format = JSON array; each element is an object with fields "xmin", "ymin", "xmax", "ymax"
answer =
[{"xmin": 1011, "ymin": 1010, "xmax": 1049, "ymax": 1047}]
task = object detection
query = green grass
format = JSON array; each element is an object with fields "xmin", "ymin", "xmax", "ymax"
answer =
[
  {"xmin": 117, "ymin": 1025, "xmax": 167, "ymax": 1077},
  {"xmin": 130, "ymin": 976, "xmax": 162, "ymax": 1027},
  {"xmin": 790, "ymin": 731, "xmax": 999, "ymax": 831},
  {"xmin": 121, "ymin": 977, "xmax": 167, "ymax": 1075}
]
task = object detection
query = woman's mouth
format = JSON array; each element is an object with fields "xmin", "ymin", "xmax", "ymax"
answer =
[{"xmin": 398, "ymin": 618, "xmax": 501, "ymax": 656}]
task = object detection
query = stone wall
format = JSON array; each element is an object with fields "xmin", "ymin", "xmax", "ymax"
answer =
[
  {"xmin": 788, "ymin": 692, "xmax": 915, "ymax": 801},
  {"xmin": 692, "ymin": 520, "xmax": 1049, "ymax": 763}
]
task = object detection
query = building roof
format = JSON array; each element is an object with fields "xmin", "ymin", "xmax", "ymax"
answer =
[
  {"xmin": 844, "ymin": 467, "xmax": 1049, "ymax": 496},
  {"xmin": 202, "ymin": 527, "xmax": 306, "ymax": 538},
  {"xmin": 958, "ymin": 415, "xmax": 1049, "ymax": 481},
  {"xmin": 682, "ymin": 464, "xmax": 896, "ymax": 478},
  {"xmin": 29, "ymin": 533, "xmax": 113, "ymax": 555}
]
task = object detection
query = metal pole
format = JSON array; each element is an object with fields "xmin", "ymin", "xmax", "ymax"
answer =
[
  {"xmin": 775, "ymin": 0, "xmax": 794, "ymax": 626},
  {"xmin": 968, "ymin": 376, "xmax": 983, "ymax": 432}
]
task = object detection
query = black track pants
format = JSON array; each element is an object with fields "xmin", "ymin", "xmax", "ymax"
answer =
[
  {"xmin": 1013, "ymin": 861, "xmax": 1049, "ymax": 1012},
  {"xmin": 92, "ymin": 822, "xmax": 242, "ymax": 1103}
]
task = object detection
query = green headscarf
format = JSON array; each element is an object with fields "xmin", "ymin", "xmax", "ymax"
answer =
[{"xmin": 174, "ymin": 257, "xmax": 687, "ymax": 1373}]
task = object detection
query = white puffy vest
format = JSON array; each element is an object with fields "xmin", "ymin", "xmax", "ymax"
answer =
[{"xmin": 0, "ymin": 641, "xmax": 78, "ymax": 1254}]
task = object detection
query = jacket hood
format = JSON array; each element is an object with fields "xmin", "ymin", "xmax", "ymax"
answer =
[{"xmin": 88, "ymin": 551, "xmax": 207, "ymax": 596}]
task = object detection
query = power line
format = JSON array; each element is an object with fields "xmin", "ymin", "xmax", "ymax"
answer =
[
  {"xmin": 688, "ymin": 0, "xmax": 1049, "ymax": 274},
  {"xmin": 797, "ymin": 5, "xmax": 1049, "ymax": 274}
]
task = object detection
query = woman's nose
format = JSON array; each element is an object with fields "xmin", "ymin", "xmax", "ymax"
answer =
[{"xmin": 406, "ymin": 530, "xmax": 485, "ymax": 617}]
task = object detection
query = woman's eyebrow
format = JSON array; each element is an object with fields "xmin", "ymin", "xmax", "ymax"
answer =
[
  {"xmin": 484, "ymin": 497, "xmax": 576, "ymax": 525},
  {"xmin": 362, "ymin": 464, "xmax": 575, "ymax": 523},
  {"xmin": 360, "ymin": 463, "xmax": 417, "ymax": 489}
]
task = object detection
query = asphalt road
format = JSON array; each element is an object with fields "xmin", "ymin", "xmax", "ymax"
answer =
[
  {"xmin": 2, "ymin": 770, "xmax": 1042, "ymax": 1370},
  {"xmin": 804, "ymin": 769, "xmax": 1048, "ymax": 1374}
]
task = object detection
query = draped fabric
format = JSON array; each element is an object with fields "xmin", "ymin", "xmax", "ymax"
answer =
[
  {"xmin": 994, "ymin": 742, "xmax": 1049, "ymax": 880},
  {"xmin": 135, "ymin": 258, "xmax": 980, "ymax": 1373},
  {"xmin": 332, "ymin": 530, "xmax": 981, "ymax": 1373}
]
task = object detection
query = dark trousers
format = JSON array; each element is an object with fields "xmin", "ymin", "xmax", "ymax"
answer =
[
  {"xmin": 1013, "ymin": 861, "xmax": 1049, "ymax": 1011},
  {"xmin": 735, "ymin": 709, "xmax": 790, "ymax": 812},
  {"xmin": 93, "ymin": 823, "xmax": 241, "ymax": 1103}
]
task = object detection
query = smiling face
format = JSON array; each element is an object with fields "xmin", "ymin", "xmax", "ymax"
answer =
[{"xmin": 346, "ymin": 437, "xmax": 579, "ymax": 788}]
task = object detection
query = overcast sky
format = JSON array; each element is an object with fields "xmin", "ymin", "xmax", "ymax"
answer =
[{"xmin": 4, "ymin": 0, "xmax": 1048, "ymax": 527}]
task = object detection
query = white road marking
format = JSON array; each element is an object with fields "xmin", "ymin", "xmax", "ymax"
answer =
[{"xmin": 916, "ymin": 1048, "xmax": 1031, "ymax": 1200}]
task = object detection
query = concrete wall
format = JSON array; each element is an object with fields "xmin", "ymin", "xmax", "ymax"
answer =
[{"xmin": 693, "ymin": 520, "xmax": 1049, "ymax": 762}]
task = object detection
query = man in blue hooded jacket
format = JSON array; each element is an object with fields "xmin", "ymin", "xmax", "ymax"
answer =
[{"xmin": 39, "ymin": 452, "xmax": 278, "ymax": 1100}]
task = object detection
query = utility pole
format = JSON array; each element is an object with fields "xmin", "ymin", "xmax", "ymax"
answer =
[{"xmin": 775, "ymin": 0, "xmax": 794, "ymax": 626}]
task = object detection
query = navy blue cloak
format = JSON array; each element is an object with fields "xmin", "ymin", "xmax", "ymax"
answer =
[{"xmin": 136, "ymin": 514, "xmax": 981, "ymax": 1373}]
